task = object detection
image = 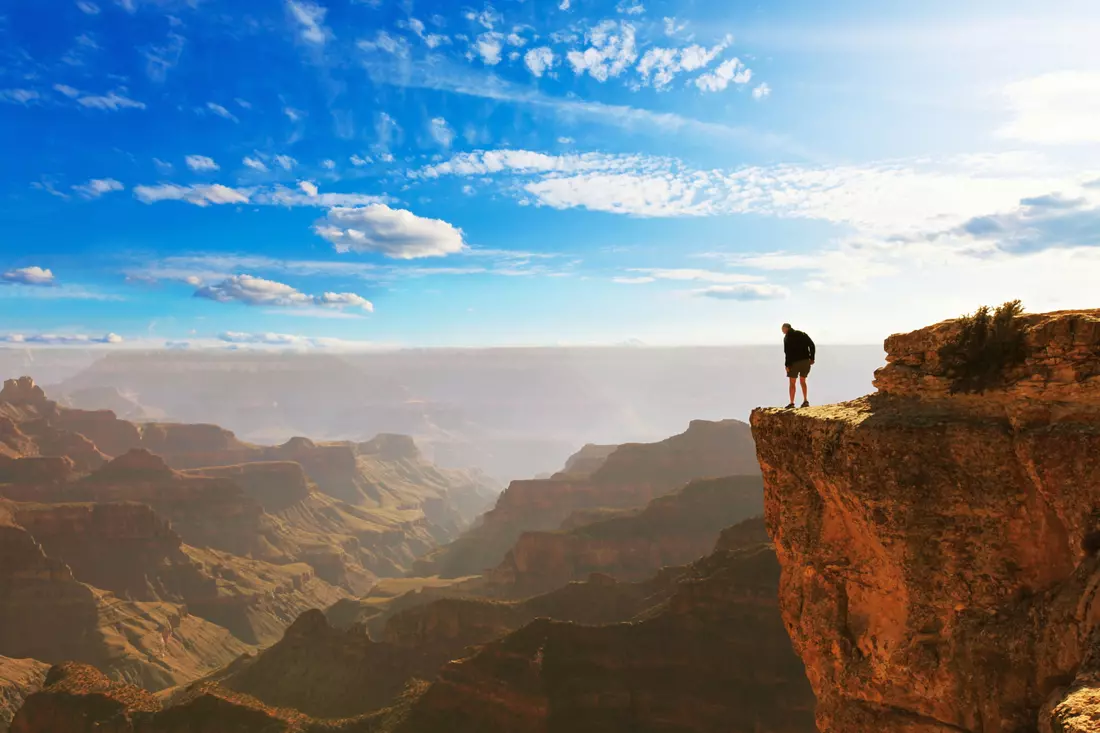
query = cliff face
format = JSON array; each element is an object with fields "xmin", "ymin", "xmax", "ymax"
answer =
[
  {"xmin": 751, "ymin": 307, "xmax": 1100, "ymax": 733},
  {"xmin": 415, "ymin": 418, "xmax": 760, "ymax": 578},
  {"xmin": 485, "ymin": 475, "xmax": 765, "ymax": 596},
  {"xmin": 0, "ymin": 503, "xmax": 250, "ymax": 691},
  {"xmin": 0, "ymin": 657, "xmax": 48, "ymax": 733}
]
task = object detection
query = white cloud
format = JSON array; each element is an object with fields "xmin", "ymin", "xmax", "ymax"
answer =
[
  {"xmin": 616, "ymin": 0, "xmax": 645, "ymax": 15},
  {"xmin": 235, "ymin": 98, "xmax": 252, "ymax": 109},
  {"xmin": 274, "ymin": 154, "xmax": 297, "ymax": 170},
  {"xmin": 185, "ymin": 155, "xmax": 219, "ymax": 172},
  {"xmin": 243, "ymin": 156, "xmax": 268, "ymax": 172},
  {"xmin": 634, "ymin": 268, "xmax": 764, "ymax": 284},
  {"xmin": 429, "ymin": 117, "xmax": 455, "ymax": 148},
  {"xmin": 350, "ymin": 154, "xmax": 372, "ymax": 166},
  {"xmin": 466, "ymin": 7, "xmax": 503, "ymax": 30},
  {"xmin": 2, "ymin": 267, "xmax": 56, "ymax": 286},
  {"xmin": 637, "ymin": 37, "xmax": 729, "ymax": 90},
  {"xmin": 2, "ymin": 332, "xmax": 122, "ymax": 346},
  {"xmin": 695, "ymin": 283, "xmax": 790, "ymax": 300},
  {"xmin": 298, "ymin": 180, "xmax": 319, "ymax": 196},
  {"xmin": 154, "ymin": 158, "xmax": 173, "ymax": 173},
  {"xmin": 752, "ymin": 82, "xmax": 771, "ymax": 100},
  {"xmin": 195, "ymin": 275, "xmax": 373, "ymax": 311},
  {"xmin": 206, "ymin": 101, "xmax": 239, "ymax": 122},
  {"xmin": 417, "ymin": 149, "xmax": 1094, "ymax": 235},
  {"xmin": 613, "ymin": 276, "xmax": 655, "ymax": 284},
  {"xmin": 287, "ymin": 0, "xmax": 329, "ymax": 45},
  {"xmin": 475, "ymin": 32, "xmax": 504, "ymax": 65},
  {"xmin": 557, "ymin": 136, "xmax": 575, "ymax": 144},
  {"xmin": 0, "ymin": 89, "xmax": 41, "ymax": 105},
  {"xmin": 506, "ymin": 30, "xmax": 527, "ymax": 47},
  {"xmin": 134, "ymin": 183, "xmax": 249, "ymax": 206},
  {"xmin": 321, "ymin": 159, "xmax": 337, "ymax": 170},
  {"xmin": 72, "ymin": 178, "xmax": 124, "ymax": 199},
  {"xmin": 559, "ymin": 0, "xmax": 570, "ymax": 9},
  {"xmin": 998, "ymin": 71, "xmax": 1100, "ymax": 145},
  {"xmin": 694, "ymin": 57, "xmax": 752, "ymax": 92},
  {"xmin": 215, "ymin": 332, "xmax": 382, "ymax": 351},
  {"xmin": 143, "ymin": 32, "xmax": 185, "ymax": 83},
  {"xmin": 524, "ymin": 47, "xmax": 556, "ymax": 77},
  {"xmin": 252, "ymin": 186, "xmax": 385, "ymax": 208},
  {"xmin": 401, "ymin": 17, "xmax": 449, "ymax": 48},
  {"xmin": 313, "ymin": 204, "xmax": 467, "ymax": 259},
  {"xmin": 566, "ymin": 21, "xmax": 637, "ymax": 82},
  {"xmin": 358, "ymin": 30, "xmax": 411, "ymax": 58},
  {"xmin": 662, "ymin": 17, "xmax": 686, "ymax": 36},
  {"xmin": 52, "ymin": 84, "xmax": 146, "ymax": 110},
  {"xmin": 76, "ymin": 1, "xmax": 100, "ymax": 13}
]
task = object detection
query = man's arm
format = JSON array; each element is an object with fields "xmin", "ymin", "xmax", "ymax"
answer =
[{"xmin": 806, "ymin": 333, "xmax": 816, "ymax": 362}]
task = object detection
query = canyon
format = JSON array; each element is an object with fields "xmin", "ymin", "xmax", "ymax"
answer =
[{"xmin": 15, "ymin": 308, "xmax": 1099, "ymax": 732}]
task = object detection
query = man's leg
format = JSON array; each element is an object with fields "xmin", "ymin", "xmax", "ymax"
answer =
[
  {"xmin": 800, "ymin": 376, "xmax": 808, "ymax": 402},
  {"xmin": 788, "ymin": 377, "xmax": 796, "ymax": 405}
]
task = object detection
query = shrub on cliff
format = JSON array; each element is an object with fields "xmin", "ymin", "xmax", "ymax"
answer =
[{"xmin": 938, "ymin": 300, "xmax": 1028, "ymax": 394}]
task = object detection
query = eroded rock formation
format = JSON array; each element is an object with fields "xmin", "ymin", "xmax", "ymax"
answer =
[
  {"xmin": 484, "ymin": 475, "xmax": 765, "ymax": 596},
  {"xmin": 0, "ymin": 657, "xmax": 47, "ymax": 733},
  {"xmin": 414, "ymin": 418, "xmax": 760, "ymax": 578},
  {"xmin": 751, "ymin": 307, "xmax": 1100, "ymax": 733}
]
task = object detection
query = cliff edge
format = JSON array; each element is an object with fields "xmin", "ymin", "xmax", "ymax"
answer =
[{"xmin": 751, "ymin": 307, "xmax": 1100, "ymax": 733}]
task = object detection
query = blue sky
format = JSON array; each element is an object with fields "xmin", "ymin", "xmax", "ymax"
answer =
[{"xmin": 2, "ymin": 0, "xmax": 1099, "ymax": 349}]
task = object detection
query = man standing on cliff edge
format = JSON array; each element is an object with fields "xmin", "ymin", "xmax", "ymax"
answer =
[{"xmin": 782, "ymin": 323, "xmax": 815, "ymax": 409}]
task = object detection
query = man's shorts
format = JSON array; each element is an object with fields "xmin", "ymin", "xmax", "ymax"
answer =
[{"xmin": 787, "ymin": 359, "xmax": 812, "ymax": 378}]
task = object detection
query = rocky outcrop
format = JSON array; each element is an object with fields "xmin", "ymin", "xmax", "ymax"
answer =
[
  {"xmin": 7, "ymin": 501, "xmax": 213, "ymax": 603},
  {"xmin": 414, "ymin": 418, "xmax": 760, "ymax": 578},
  {"xmin": 0, "ymin": 657, "xmax": 48, "ymax": 733},
  {"xmin": 751, "ymin": 307, "xmax": 1100, "ymax": 733},
  {"xmin": 397, "ymin": 526, "xmax": 815, "ymax": 733},
  {"xmin": 484, "ymin": 475, "xmax": 765, "ymax": 596},
  {"xmin": 553, "ymin": 443, "xmax": 617, "ymax": 479},
  {"xmin": 0, "ymin": 503, "xmax": 250, "ymax": 690},
  {"xmin": 183, "ymin": 462, "xmax": 313, "ymax": 514}
]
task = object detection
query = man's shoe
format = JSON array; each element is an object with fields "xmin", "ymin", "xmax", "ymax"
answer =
[
  {"xmin": 800, "ymin": 400, "xmax": 810, "ymax": 408},
  {"xmin": 784, "ymin": 403, "xmax": 795, "ymax": 409}
]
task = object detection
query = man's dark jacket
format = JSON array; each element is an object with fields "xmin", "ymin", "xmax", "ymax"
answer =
[{"xmin": 783, "ymin": 329, "xmax": 816, "ymax": 367}]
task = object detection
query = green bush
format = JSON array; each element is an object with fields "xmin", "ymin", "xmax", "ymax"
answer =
[{"xmin": 937, "ymin": 300, "xmax": 1028, "ymax": 394}]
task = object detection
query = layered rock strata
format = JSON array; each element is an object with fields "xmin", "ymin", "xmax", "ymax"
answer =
[{"xmin": 751, "ymin": 307, "xmax": 1100, "ymax": 733}]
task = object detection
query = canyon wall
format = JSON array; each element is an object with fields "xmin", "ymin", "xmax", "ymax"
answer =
[
  {"xmin": 414, "ymin": 418, "xmax": 761, "ymax": 578},
  {"xmin": 751, "ymin": 307, "xmax": 1100, "ymax": 733}
]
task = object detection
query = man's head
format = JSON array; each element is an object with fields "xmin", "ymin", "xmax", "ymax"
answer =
[{"xmin": 781, "ymin": 323, "xmax": 791, "ymax": 334}]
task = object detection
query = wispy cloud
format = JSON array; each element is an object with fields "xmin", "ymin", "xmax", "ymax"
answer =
[
  {"xmin": 287, "ymin": 0, "xmax": 330, "ymax": 45},
  {"xmin": 205, "ymin": 102, "xmax": 239, "ymax": 122},
  {"xmin": 360, "ymin": 55, "xmax": 804, "ymax": 154},
  {"xmin": 695, "ymin": 283, "xmax": 789, "ymax": 300},
  {"xmin": 72, "ymin": 178, "xmax": 124, "ymax": 199},
  {"xmin": 1, "ymin": 332, "xmax": 122, "ymax": 346},
  {"xmin": 53, "ymin": 84, "xmax": 146, "ymax": 110}
]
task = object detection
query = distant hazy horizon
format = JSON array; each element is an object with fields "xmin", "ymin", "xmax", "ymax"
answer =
[{"xmin": 1, "ymin": 344, "xmax": 885, "ymax": 482}]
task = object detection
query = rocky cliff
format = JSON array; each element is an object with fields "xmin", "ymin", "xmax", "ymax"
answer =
[
  {"xmin": 414, "ymin": 418, "xmax": 760, "ymax": 578},
  {"xmin": 395, "ymin": 521, "xmax": 815, "ymax": 733},
  {"xmin": 0, "ymin": 502, "xmax": 250, "ymax": 691},
  {"xmin": 751, "ymin": 307, "xmax": 1100, "ymax": 733},
  {"xmin": 484, "ymin": 475, "xmax": 765, "ymax": 596},
  {"xmin": 0, "ymin": 657, "xmax": 47, "ymax": 733}
]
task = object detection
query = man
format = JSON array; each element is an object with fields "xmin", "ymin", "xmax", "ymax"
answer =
[{"xmin": 781, "ymin": 323, "xmax": 815, "ymax": 409}]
